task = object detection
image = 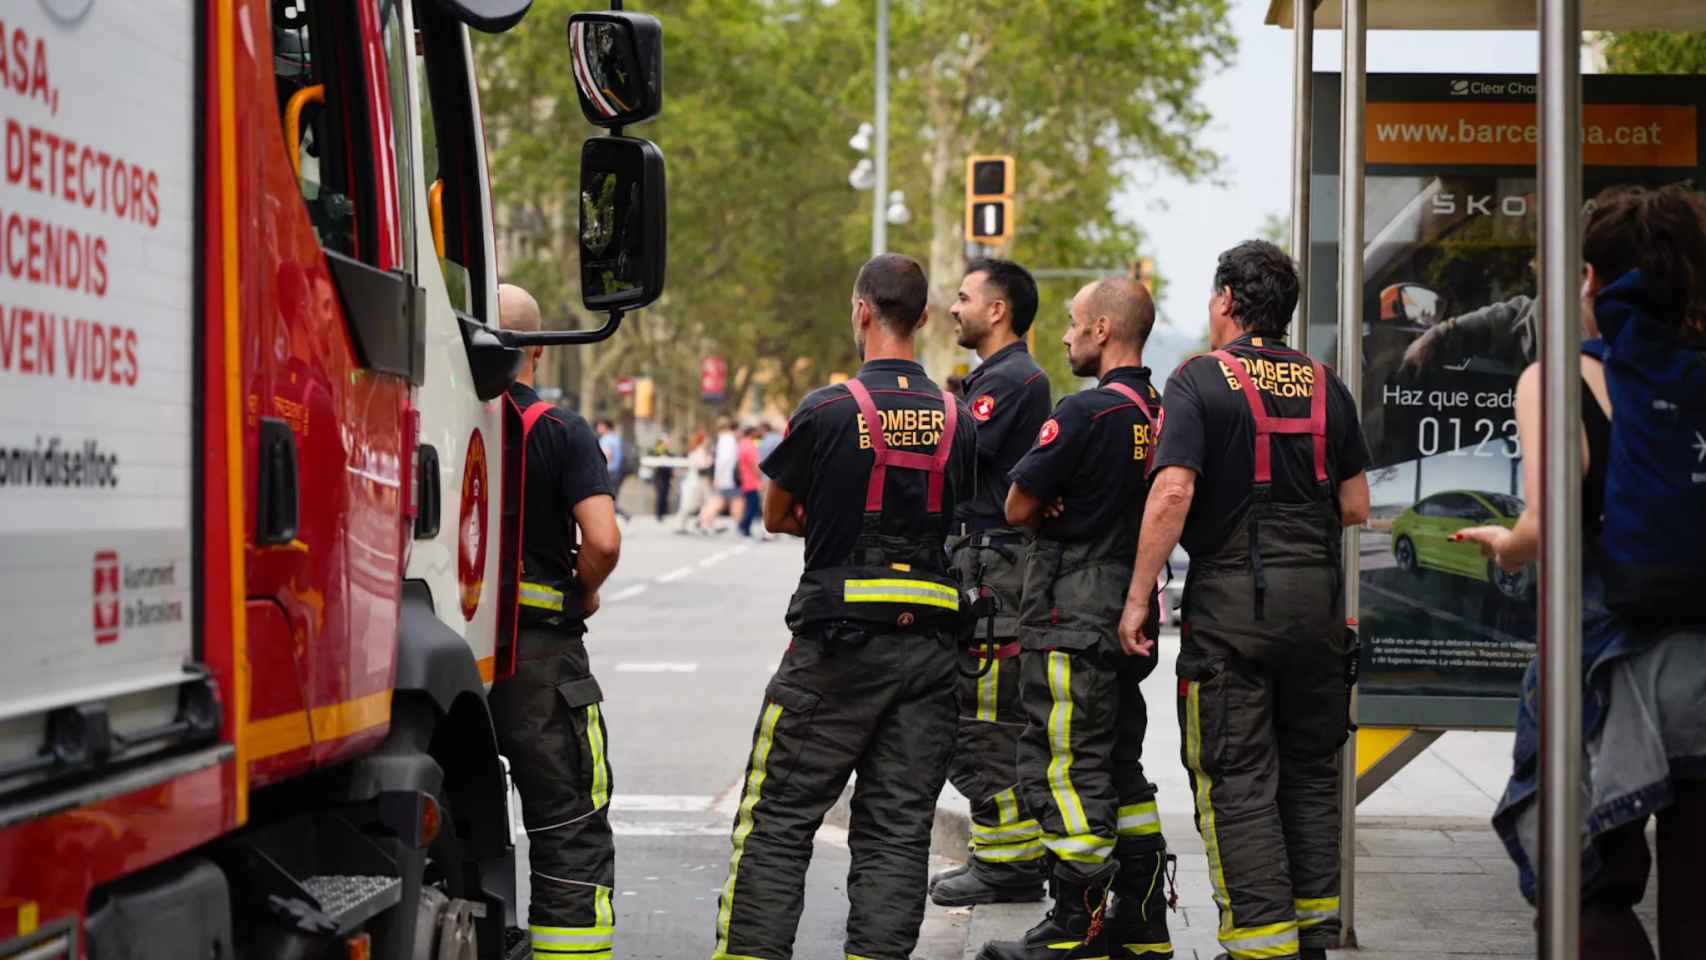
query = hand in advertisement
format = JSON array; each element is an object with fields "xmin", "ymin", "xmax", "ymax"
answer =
[
  {"xmin": 1454, "ymin": 526, "xmax": 1523, "ymax": 572},
  {"xmin": 1118, "ymin": 596, "xmax": 1153, "ymax": 657},
  {"xmin": 1399, "ymin": 324, "xmax": 1441, "ymax": 374}
]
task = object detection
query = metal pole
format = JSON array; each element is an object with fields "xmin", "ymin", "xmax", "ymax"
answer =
[
  {"xmin": 1335, "ymin": 0, "xmax": 1367, "ymax": 949},
  {"xmin": 1290, "ymin": 0, "xmax": 1315, "ymax": 353},
  {"xmin": 1537, "ymin": 0, "xmax": 1583, "ymax": 955},
  {"xmin": 871, "ymin": 0, "xmax": 889, "ymax": 257}
]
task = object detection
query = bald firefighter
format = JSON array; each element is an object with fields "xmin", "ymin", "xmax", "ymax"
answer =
[
  {"xmin": 978, "ymin": 277, "xmax": 1173, "ymax": 960},
  {"xmin": 1119, "ymin": 241, "xmax": 1370, "ymax": 960}
]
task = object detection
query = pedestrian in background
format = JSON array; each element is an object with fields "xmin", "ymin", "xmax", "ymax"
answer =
[
  {"xmin": 675, "ymin": 429, "xmax": 714, "ymax": 534},
  {"xmin": 1459, "ymin": 184, "xmax": 1706, "ymax": 958},
  {"xmin": 1119, "ymin": 241, "xmax": 1371, "ymax": 960},
  {"xmin": 707, "ymin": 419, "xmax": 741, "ymax": 532},
  {"xmin": 651, "ymin": 433, "xmax": 676, "ymax": 523},
  {"xmin": 759, "ymin": 419, "xmax": 784, "ymax": 462},
  {"xmin": 596, "ymin": 419, "xmax": 631, "ymax": 523},
  {"xmin": 737, "ymin": 426, "xmax": 764, "ymax": 538}
]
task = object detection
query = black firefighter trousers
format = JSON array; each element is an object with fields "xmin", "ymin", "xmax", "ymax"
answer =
[
  {"xmin": 712, "ymin": 626, "xmax": 958, "ymax": 960},
  {"xmin": 1177, "ymin": 568, "xmax": 1351, "ymax": 960},
  {"xmin": 948, "ymin": 534, "xmax": 1040, "ymax": 874},
  {"xmin": 489, "ymin": 627, "xmax": 616, "ymax": 960}
]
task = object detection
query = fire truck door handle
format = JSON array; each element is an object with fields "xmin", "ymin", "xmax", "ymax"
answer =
[
  {"xmin": 257, "ymin": 417, "xmax": 301, "ymax": 546},
  {"xmin": 415, "ymin": 443, "xmax": 442, "ymax": 539}
]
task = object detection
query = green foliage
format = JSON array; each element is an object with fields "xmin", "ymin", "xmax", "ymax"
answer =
[
  {"xmin": 1602, "ymin": 32, "xmax": 1706, "ymax": 74},
  {"xmin": 475, "ymin": 0, "xmax": 1232, "ymax": 425}
]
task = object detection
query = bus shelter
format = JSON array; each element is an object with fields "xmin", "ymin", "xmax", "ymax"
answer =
[{"xmin": 1266, "ymin": 1, "xmax": 1706, "ymax": 953}]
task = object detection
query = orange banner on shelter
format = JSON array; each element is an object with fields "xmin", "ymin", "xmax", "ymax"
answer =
[{"xmin": 1367, "ymin": 101, "xmax": 1698, "ymax": 167}]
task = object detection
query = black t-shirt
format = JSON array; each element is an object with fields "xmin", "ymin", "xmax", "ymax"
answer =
[
  {"xmin": 957, "ymin": 341, "xmax": 1051, "ymax": 533},
  {"xmin": 510, "ymin": 383, "xmax": 612, "ymax": 585},
  {"xmin": 1151, "ymin": 335, "xmax": 1371, "ymax": 557},
  {"xmin": 763, "ymin": 360, "xmax": 979, "ymax": 572},
  {"xmin": 1008, "ymin": 366, "xmax": 1159, "ymax": 546}
]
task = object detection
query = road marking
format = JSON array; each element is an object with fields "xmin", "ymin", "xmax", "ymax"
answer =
[
  {"xmin": 608, "ymin": 584, "xmax": 648, "ymax": 603},
  {"xmin": 697, "ymin": 548, "xmax": 733, "ymax": 568},
  {"xmin": 657, "ymin": 565, "xmax": 694, "ymax": 583},
  {"xmin": 611, "ymin": 819, "xmax": 731, "ymax": 837},
  {"xmin": 613, "ymin": 662, "xmax": 699, "ymax": 673}
]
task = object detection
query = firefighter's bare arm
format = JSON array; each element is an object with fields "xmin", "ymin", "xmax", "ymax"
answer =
[
  {"xmin": 1338, "ymin": 471, "xmax": 1372, "ymax": 526},
  {"xmin": 574, "ymin": 493, "xmax": 621, "ymax": 608},
  {"xmin": 763, "ymin": 480, "xmax": 807, "ymax": 536},
  {"xmin": 1118, "ymin": 465, "xmax": 1196, "ymax": 656},
  {"xmin": 1003, "ymin": 483, "xmax": 1064, "ymax": 532}
]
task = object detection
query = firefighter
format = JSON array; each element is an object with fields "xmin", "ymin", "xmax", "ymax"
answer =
[
  {"xmin": 976, "ymin": 277, "xmax": 1172, "ymax": 960},
  {"xmin": 488, "ymin": 284, "xmax": 624, "ymax": 960},
  {"xmin": 1117, "ymin": 241, "xmax": 1371, "ymax": 960},
  {"xmin": 711, "ymin": 254, "xmax": 979, "ymax": 960},
  {"xmin": 933, "ymin": 258, "xmax": 1054, "ymax": 907}
]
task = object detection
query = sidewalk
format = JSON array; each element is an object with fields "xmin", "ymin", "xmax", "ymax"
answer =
[{"xmin": 906, "ymin": 629, "xmax": 1659, "ymax": 959}]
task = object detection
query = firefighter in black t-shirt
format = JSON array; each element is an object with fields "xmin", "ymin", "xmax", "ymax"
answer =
[
  {"xmin": 976, "ymin": 278, "xmax": 1172, "ymax": 960},
  {"xmin": 1117, "ymin": 242, "xmax": 1371, "ymax": 960},
  {"xmin": 710, "ymin": 255, "xmax": 979, "ymax": 960},
  {"xmin": 488, "ymin": 284, "xmax": 624, "ymax": 960},
  {"xmin": 932, "ymin": 258, "xmax": 1054, "ymax": 907}
]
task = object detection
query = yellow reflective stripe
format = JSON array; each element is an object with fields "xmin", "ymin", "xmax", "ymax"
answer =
[
  {"xmin": 1121, "ymin": 943, "xmax": 1174, "ymax": 956},
  {"xmin": 1045, "ymin": 652, "xmax": 1089, "ymax": 837},
  {"xmin": 1187, "ymin": 680, "xmax": 1234, "ymax": 934},
  {"xmin": 520, "ymin": 580, "xmax": 565, "ymax": 611},
  {"xmin": 586, "ymin": 704, "xmax": 610, "ymax": 810},
  {"xmin": 977, "ymin": 839, "xmax": 1047, "ymax": 862},
  {"xmin": 714, "ymin": 701, "xmax": 784, "ymax": 959},
  {"xmin": 993, "ymin": 787, "xmax": 1019, "ymax": 825},
  {"xmin": 1041, "ymin": 831, "xmax": 1116, "ymax": 863},
  {"xmin": 595, "ymin": 884, "xmax": 614, "ymax": 928},
  {"xmin": 971, "ymin": 818, "xmax": 1040, "ymax": 843},
  {"xmin": 533, "ymin": 951, "xmax": 611, "ymax": 960},
  {"xmin": 843, "ymin": 578, "xmax": 960, "ymax": 610},
  {"xmin": 844, "ymin": 577, "xmax": 959, "ymax": 597},
  {"xmin": 976, "ymin": 655, "xmax": 1000, "ymax": 721},
  {"xmin": 1116, "ymin": 801, "xmax": 1162, "ymax": 837},
  {"xmin": 1295, "ymin": 895, "xmax": 1339, "ymax": 927},
  {"xmin": 530, "ymin": 922, "xmax": 614, "ymax": 950},
  {"xmin": 1222, "ymin": 922, "xmax": 1300, "ymax": 959}
]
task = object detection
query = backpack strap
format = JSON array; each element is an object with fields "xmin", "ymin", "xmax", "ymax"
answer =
[
  {"xmin": 1210, "ymin": 349, "xmax": 1328, "ymax": 484},
  {"xmin": 1101, "ymin": 380, "xmax": 1158, "ymax": 464},
  {"xmin": 842, "ymin": 377, "xmax": 959, "ymax": 514}
]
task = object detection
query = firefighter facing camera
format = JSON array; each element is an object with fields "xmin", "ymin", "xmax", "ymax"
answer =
[
  {"xmin": 489, "ymin": 283, "xmax": 624, "ymax": 960},
  {"xmin": 976, "ymin": 277, "xmax": 1172, "ymax": 960},
  {"xmin": 932, "ymin": 258, "xmax": 1053, "ymax": 908},
  {"xmin": 1118, "ymin": 241, "xmax": 1371, "ymax": 960},
  {"xmin": 710, "ymin": 254, "xmax": 979, "ymax": 960}
]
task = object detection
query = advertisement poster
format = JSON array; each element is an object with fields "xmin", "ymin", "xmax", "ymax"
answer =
[{"xmin": 1309, "ymin": 74, "xmax": 1706, "ymax": 727}]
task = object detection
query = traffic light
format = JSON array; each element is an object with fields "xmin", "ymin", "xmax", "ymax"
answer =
[{"xmin": 966, "ymin": 155, "xmax": 1015, "ymax": 245}]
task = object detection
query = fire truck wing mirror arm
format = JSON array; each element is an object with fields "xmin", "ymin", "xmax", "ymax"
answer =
[
  {"xmin": 567, "ymin": 12, "xmax": 663, "ymax": 128},
  {"xmin": 494, "ymin": 312, "xmax": 625, "ymax": 349},
  {"xmin": 433, "ymin": 0, "xmax": 534, "ymax": 34}
]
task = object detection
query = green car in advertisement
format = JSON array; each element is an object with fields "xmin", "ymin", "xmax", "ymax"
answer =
[{"xmin": 1390, "ymin": 490, "xmax": 1534, "ymax": 601}]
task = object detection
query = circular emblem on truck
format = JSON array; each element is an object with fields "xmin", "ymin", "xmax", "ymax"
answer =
[
  {"xmin": 458, "ymin": 429, "xmax": 489, "ymax": 621},
  {"xmin": 39, "ymin": 0, "xmax": 96, "ymax": 25}
]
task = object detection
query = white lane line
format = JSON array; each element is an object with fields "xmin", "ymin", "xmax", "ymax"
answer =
[
  {"xmin": 612, "ymin": 820, "xmax": 730, "ymax": 837},
  {"xmin": 696, "ymin": 548, "xmax": 733, "ymax": 568},
  {"xmin": 609, "ymin": 794, "xmax": 715, "ymax": 812},
  {"xmin": 608, "ymin": 583, "xmax": 648, "ymax": 603},
  {"xmin": 656, "ymin": 565, "xmax": 694, "ymax": 583},
  {"xmin": 613, "ymin": 661, "xmax": 699, "ymax": 673}
]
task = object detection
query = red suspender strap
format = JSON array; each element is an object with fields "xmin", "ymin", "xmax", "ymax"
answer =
[
  {"xmin": 1210, "ymin": 350, "xmax": 1330, "ymax": 485},
  {"xmin": 841, "ymin": 377, "xmax": 959, "ymax": 513},
  {"xmin": 1102, "ymin": 380, "xmax": 1157, "ymax": 463},
  {"xmin": 521, "ymin": 401, "xmax": 555, "ymax": 437}
]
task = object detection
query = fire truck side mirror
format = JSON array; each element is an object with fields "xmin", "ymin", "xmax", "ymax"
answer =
[
  {"xmin": 579, "ymin": 136, "xmax": 666, "ymax": 313},
  {"xmin": 567, "ymin": 12, "xmax": 663, "ymax": 128}
]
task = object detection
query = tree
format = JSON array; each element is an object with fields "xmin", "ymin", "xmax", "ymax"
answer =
[
  {"xmin": 475, "ymin": 0, "xmax": 1234, "ymax": 424},
  {"xmin": 1259, "ymin": 211, "xmax": 1290, "ymax": 254},
  {"xmin": 1601, "ymin": 32, "xmax": 1706, "ymax": 74}
]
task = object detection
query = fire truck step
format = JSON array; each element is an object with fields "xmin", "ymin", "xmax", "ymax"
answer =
[{"xmin": 302, "ymin": 873, "xmax": 402, "ymax": 931}]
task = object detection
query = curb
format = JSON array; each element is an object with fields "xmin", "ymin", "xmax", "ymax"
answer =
[{"xmin": 823, "ymin": 783, "xmax": 973, "ymax": 863}]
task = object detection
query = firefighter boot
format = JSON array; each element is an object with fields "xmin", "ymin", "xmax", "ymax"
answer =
[
  {"xmin": 1106, "ymin": 850, "xmax": 1173, "ymax": 958},
  {"xmin": 928, "ymin": 862, "xmax": 970, "ymax": 895},
  {"xmin": 931, "ymin": 857, "xmax": 1046, "ymax": 907},
  {"xmin": 975, "ymin": 873, "xmax": 1114, "ymax": 960}
]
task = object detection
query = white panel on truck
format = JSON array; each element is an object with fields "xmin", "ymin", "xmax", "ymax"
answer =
[{"xmin": 0, "ymin": 2, "xmax": 197, "ymax": 722}]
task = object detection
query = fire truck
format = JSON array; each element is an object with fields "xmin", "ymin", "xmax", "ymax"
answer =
[{"xmin": 0, "ymin": 0, "xmax": 663, "ymax": 957}]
